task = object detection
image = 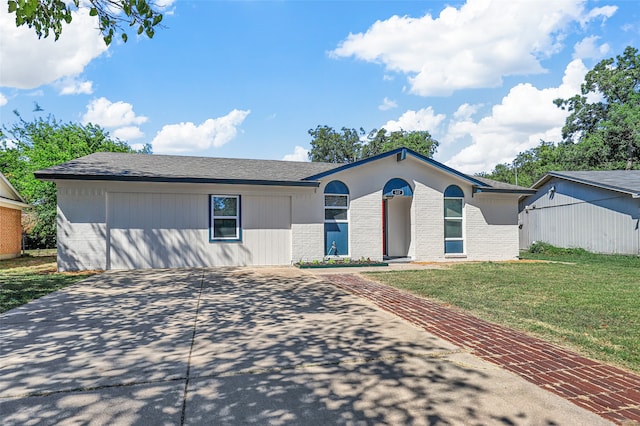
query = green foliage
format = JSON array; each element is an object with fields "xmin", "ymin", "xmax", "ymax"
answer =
[
  {"xmin": 0, "ymin": 255, "xmax": 95, "ymax": 313},
  {"xmin": 528, "ymin": 241, "xmax": 588, "ymax": 256},
  {"xmin": 555, "ymin": 46, "xmax": 640, "ymax": 170},
  {"xmin": 484, "ymin": 46, "xmax": 640, "ymax": 186},
  {"xmin": 0, "ymin": 112, "xmax": 150, "ymax": 247},
  {"xmin": 308, "ymin": 125, "xmax": 364, "ymax": 163},
  {"xmin": 308, "ymin": 125, "xmax": 439, "ymax": 163},
  {"xmin": 7, "ymin": 0, "xmax": 163, "ymax": 45}
]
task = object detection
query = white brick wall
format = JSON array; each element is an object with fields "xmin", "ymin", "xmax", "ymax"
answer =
[
  {"xmin": 465, "ymin": 195, "xmax": 520, "ymax": 261},
  {"xmin": 349, "ymin": 190, "xmax": 383, "ymax": 261}
]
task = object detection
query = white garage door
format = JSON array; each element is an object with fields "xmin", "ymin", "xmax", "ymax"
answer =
[{"xmin": 107, "ymin": 192, "xmax": 291, "ymax": 269}]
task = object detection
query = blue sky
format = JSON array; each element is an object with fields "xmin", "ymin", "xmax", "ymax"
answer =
[{"xmin": 1, "ymin": 0, "xmax": 638, "ymax": 174}]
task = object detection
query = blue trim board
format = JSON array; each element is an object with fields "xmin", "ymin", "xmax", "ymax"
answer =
[
  {"xmin": 383, "ymin": 178, "xmax": 413, "ymax": 196},
  {"xmin": 324, "ymin": 180, "xmax": 350, "ymax": 194},
  {"xmin": 303, "ymin": 147, "xmax": 488, "ymax": 187}
]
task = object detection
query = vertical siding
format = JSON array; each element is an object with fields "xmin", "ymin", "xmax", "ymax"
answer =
[
  {"xmin": 243, "ymin": 195, "xmax": 291, "ymax": 265},
  {"xmin": 57, "ymin": 185, "xmax": 107, "ymax": 270},
  {"xmin": 519, "ymin": 178, "xmax": 640, "ymax": 255},
  {"xmin": 107, "ymin": 192, "xmax": 292, "ymax": 269}
]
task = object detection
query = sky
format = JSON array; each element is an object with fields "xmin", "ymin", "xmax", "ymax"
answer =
[{"xmin": 1, "ymin": 0, "xmax": 638, "ymax": 175}]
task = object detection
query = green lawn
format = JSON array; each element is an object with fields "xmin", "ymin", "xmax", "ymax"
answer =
[
  {"xmin": 0, "ymin": 254, "xmax": 97, "ymax": 313},
  {"xmin": 365, "ymin": 250, "xmax": 640, "ymax": 374}
]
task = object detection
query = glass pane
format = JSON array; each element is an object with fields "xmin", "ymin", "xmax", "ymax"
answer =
[
  {"xmin": 325, "ymin": 195, "xmax": 347, "ymax": 207},
  {"xmin": 325, "ymin": 223, "xmax": 348, "ymax": 256},
  {"xmin": 214, "ymin": 219, "xmax": 238, "ymax": 238},
  {"xmin": 325, "ymin": 208, "xmax": 348, "ymax": 220},
  {"xmin": 445, "ymin": 240, "xmax": 464, "ymax": 254},
  {"xmin": 444, "ymin": 199, "xmax": 462, "ymax": 217},
  {"xmin": 213, "ymin": 197, "xmax": 237, "ymax": 217},
  {"xmin": 444, "ymin": 219, "xmax": 462, "ymax": 238}
]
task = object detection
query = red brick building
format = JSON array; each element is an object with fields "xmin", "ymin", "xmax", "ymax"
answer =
[{"xmin": 0, "ymin": 172, "xmax": 30, "ymax": 259}]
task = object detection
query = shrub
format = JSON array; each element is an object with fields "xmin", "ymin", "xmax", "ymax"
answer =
[{"xmin": 528, "ymin": 241, "xmax": 589, "ymax": 255}]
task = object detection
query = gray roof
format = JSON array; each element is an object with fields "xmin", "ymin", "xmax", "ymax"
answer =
[
  {"xmin": 471, "ymin": 175, "xmax": 534, "ymax": 192},
  {"xmin": 34, "ymin": 150, "xmax": 534, "ymax": 194},
  {"xmin": 534, "ymin": 170, "xmax": 640, "ymax": 197},
  {"xmin": 34, "ymin": 152, "xmax": 341, "ymax": 187}
]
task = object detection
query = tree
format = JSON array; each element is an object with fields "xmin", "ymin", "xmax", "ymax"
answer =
[
  {"xmin": 554, "ymin": 46, "xmax": 640, "ymax": 170},
  {"xmin": 308, "ymin": 125, "xmax": 364, "ymax": 163},
  {"xmin": 481, "ymin": 141, "xmax": 572, "ymax": 187},
  {"xmin": 484, "ymin": 46, "xmax": 640, "ymax": 186},
  {"xmin": 7, "ymin": 0, "xmax": 164, "ymax": 45},
  {"xmin": 362, "ymin": 128, "xmax": 439, "ymax": 159},
  {"xmin": 0, "ymin": 113, "xmax": 151, "ymax": 247},
  {"xmin": 308, "ymin": 125, "xmax": 439, "ymax": 163}
]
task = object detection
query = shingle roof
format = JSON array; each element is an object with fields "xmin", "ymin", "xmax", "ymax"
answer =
[
  {"xmin": 471, "ymin": 175, "xmax": 534, "ymax": 192},
  {"xmin": 34, "ymin": 152, "xmax": 341, "ymax": 187},
  {"xmin": 34, "ymin": 149, "xmax": 534, "ymax": 194},
  {"xmin": 534, "ymin": 170, "xmax": 640, "ymax": 197}
]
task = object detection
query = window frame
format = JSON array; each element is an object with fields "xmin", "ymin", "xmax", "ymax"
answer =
[
  {"xmin": 444, "ymin": 186, "xmax": 464, "ymax": 255},
  {"xmin": 324, "ymin": 193, "xmax": 349, "ymax": 222},
  {"xmin": 324, "ymin": 180, "xmax": 350, "ymax": 257},
  {"xmin": 209, "ymin": 195, "xmax": 242, "ymax": 242}
]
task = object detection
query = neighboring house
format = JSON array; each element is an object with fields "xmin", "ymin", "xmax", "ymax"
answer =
[
  {"xmin": 519, "ymin": 171, "xmax": 640, "ymax": 255},
  {"xmin": 35, "ymin": 148, "xmax": 533, "ymax": 271},
  {"xmin": 0, "ymin": 172, "xmax": 30, "ymax": 260}
]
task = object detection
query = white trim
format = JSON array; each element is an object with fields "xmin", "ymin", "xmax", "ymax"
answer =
[
  {"xmin": 210, "ymin": 195, "xmax": 241, "ymax": 241},
  {"xmin": 0, "ymin": 172, "xmax": 28, "ymax": 204},
  {"xmin": 444, "ymin": 194, "xmax": 465, "ymax": 255},
  {"xmin": 0, "ymin": 197, "xmax": 31, "ymax": 210}
]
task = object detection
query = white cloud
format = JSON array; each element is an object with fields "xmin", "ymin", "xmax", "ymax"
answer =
[
  {"xmin": 572, "ymin": 36, "xmax": 610, "ymax": 60},
  {"xmin": 129, "ymin": 143, "xmax": 147, "ymax": 151},
  {"xmin": 58, "ymin": 78, "xmax": 94, "ymax": 95},
  {"xmin": 583, "ymin": 5, "xmax": 617, "ymax": 23},
  {"xmin": 452, "ymin": 103, "xmax": 482, "ymax": 121},
  {"xmin": 378, "ymin": 97, "xmax": 398, "ymax": 111},
  {"xmin": 0, "ymin": 7, "xmax": 107, "ymax": 89},
  {"xmin": 0, "ymin": 93, "xmax": 7, "ymax": 107},
  {"xmin": 382, "ymin": 107, "xmax": 446, "ymax": 133},
  {"xmin": 332, "ymin": 0, "xmax": 616, "ymax": 96},
  {"xmin": 152, "ymin": 109, "xmax": 251, "ymax": 153},
  {"xmin": 282, "ymin": 146, "xmax": 309, "ymax": 162},
  {"xmin": 83, "ymin": 97, "xmax": 148, "ymax": 128},
  {"xmin": 112, "ymin": 126, "xmax": 144, "ymax": 141},
  {"xmin": 445, "ymin": 59, "xmax": 588, "ymax": 174}
]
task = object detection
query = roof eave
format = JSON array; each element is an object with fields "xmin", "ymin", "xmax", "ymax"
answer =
[
  {"xmin": 533, "ymin": 172, "xmax": 639, "ymax": 197},
  {"xmin": 472, "ymin": 187, "xmax": 537, "ymax": 195},
  {"xmin": 303, "ymin": 147, "xmax": 488, "ymax": 187},
  {"xmin": 34, "ymin": 173, "xmax": 321, "ymax": 188},
  {"xmin": 0, "ymin": 197, "xmax": 31, "ymax": 209},
  {"xmin": 0, "ymin": 173, "xmax": 27, "ymax": 204}
]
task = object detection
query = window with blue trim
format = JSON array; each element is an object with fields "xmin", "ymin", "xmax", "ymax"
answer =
[
  {"xmin": 444, "ymin": 185, "xmax": 464, "ymax": 254},
  {"xmin": 211, "ymin": 195, "xmax": 241, "ymax": 241},
  {"xmin": 324, "ymin": 181, "xmax": 349, "ymax": 256}
]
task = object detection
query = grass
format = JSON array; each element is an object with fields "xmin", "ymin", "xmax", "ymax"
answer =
[
  {"xmin": 0, "ymin": 253, "xmax": 97, "ymax": 313},
  {"xmin": 365, "ymin": 249, "xmax": 640, "ymax": 374}
]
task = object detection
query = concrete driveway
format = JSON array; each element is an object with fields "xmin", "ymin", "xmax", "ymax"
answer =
[{"xmin": 0, "ymin": 268, "xmax": 611, "ymax": 425}]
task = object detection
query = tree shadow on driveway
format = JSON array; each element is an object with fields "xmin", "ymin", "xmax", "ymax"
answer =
[{"xmin": 0, "ymin": 268, "xmax": 610, "ymax": 425}]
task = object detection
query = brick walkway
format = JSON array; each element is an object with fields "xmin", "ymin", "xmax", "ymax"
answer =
[{"xmin": 325, "ymin": 274, "xmax": 640, "ymax": 425}]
